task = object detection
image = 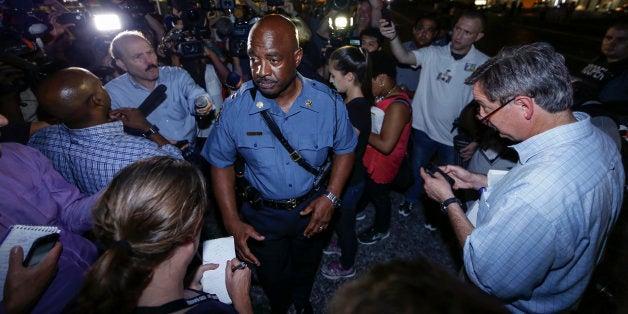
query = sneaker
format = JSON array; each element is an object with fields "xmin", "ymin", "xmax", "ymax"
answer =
[
  {"xmin": 323, "ymin": 239, "xmax": 341, "ymax": 255},
  {"xmin": 357, "ymin": 227, "xmax": 390, "ymax": 245},
  {"xmin": 398, "ymin": 201, "xmax": 414, "ymax": 217},
  {"xmin": 321, "ymin": 260, "xmax": 355, "ymax": 280},
  {"xmin": 424, "ymin": 223, "xmax": 438, "ymax": 232},
  {"xmin": 355, "ymin": 211, "xmax": 366, "ymax": 221}
]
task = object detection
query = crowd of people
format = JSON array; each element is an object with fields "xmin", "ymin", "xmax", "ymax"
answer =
[{"xmin": 1, "ymin": 0, "xmax": 627, "ymax": 313}]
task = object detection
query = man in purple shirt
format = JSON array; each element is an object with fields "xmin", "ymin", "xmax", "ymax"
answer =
[{"xmin": 1, "ymin": 113, "xmax": 98, "ymax": 313}]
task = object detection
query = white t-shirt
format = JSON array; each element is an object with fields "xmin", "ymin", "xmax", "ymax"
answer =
[{"xmin": 411, "ymin": 44, "xmax": 489, "ymax": 145}]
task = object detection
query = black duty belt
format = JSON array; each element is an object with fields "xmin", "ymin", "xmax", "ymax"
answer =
[{"xmin": 261, "ymin": 189, "xmax": 319, "ymax": 210}]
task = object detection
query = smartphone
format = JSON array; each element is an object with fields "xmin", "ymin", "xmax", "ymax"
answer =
[
  {"xmin": 381, "ymin": 5, "xmax": 392, "ymax": 27},
  {"xmin": 23, "ymin": 233, "xmax": 60, "ymax": 267},
  {"xmin": 423, "ymin": 163, "xmax": 455, "ymax": 187}
]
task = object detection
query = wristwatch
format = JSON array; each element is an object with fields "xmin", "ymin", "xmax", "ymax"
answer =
[
  {"xmin": 141, "ymin": 125, "xmax": 159, "ymax": 138},
  {"xmin": 440, "ymin": 197, "xmax": 462, "ymax": 215},
  {"xmin": 323, "ymin": 190, "xmax": 342, "ymax": 208}
]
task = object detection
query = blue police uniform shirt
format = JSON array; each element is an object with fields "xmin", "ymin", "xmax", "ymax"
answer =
[
  {"xmin": 105, "ymin": 66, "xmax": 209, "ymax": 146},
  {"xmin": 203, "ymin": 74, "xmax": 357, "ymax": 200}
]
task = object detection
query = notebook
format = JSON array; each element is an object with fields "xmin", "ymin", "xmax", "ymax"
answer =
[
  {"xmin": 0, "ymin": 225, "xmax": 61, "ymax": 299},
  {"xmin": 200, "ymin": 236, "xmax": 236, "ymax": 304}
]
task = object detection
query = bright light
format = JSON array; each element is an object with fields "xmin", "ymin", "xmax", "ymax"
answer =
[
  {"xmin": 335, "ymin": 16, "xmax": 348, "ymax": 29},
  {"xmin": 94, "ymin": 14, "xmax": 121, "ymax": 32},
  {"xmin": 329, "ymin": 16, "xmax": 353, "ymax": 30},
  {"xmin": 474, "ymin": 0, "xmax": 487, "ymax": 5}
]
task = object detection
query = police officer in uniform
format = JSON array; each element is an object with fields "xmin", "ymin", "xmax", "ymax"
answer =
[{"xmin": 202, "ymin": 14, "xmax": 357, "ymax": 313}]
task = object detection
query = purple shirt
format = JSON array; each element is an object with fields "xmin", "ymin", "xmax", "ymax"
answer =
[{"xmin": 0, "ymin": 143, "xmax": 98, "ymax": 313}]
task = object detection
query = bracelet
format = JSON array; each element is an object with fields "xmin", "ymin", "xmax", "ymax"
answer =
[{"xmin": 391, "ymin": 34, "xmax": 398, "ymax": 41}]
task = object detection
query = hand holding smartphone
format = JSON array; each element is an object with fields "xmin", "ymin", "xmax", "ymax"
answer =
[
  {"xmin": 23, "ymin": 233, "xmax": 60, "ymax": 267},
  {"xmin": 423, "ymin": 163, "xmax": 455, "ymax": 187},
  {"xmin": 381, "ymin": 5, "xmax": 392, "ymax": 27}
]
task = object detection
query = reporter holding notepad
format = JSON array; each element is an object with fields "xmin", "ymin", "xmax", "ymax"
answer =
[{"xmin": 67, "ymin": 157, "xmax": 252, "ymax": 314}]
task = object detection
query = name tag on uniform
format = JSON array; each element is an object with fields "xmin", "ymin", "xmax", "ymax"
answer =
[{"xmin": 246, "ymin": 132, "xmax": 263, "ymax": 136}]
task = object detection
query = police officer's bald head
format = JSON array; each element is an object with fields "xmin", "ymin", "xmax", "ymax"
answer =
[
  {"xmin": 249, "ymin": 14, "xmax": 300, "ymax": 52},
  {"xmin": 247, "ymin": 14, "xmax": 303, "ymax": 99}
]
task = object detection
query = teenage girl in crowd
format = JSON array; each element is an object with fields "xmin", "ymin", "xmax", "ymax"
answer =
[{"xmin": 321, "ymin": 46, "xmax": 373, "ymax": 280}]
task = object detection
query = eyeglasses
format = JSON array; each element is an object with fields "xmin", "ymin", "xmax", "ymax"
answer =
[{"xmin": 477, "ymin": 96, "xmax": 516, "ymax": 124}]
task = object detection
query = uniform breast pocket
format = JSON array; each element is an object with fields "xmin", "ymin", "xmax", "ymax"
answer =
[
  {"xmin": 238, "ymin": 135, "xmax": 277, "ymax": 169},
  {"xmin": 297, "ymin": 132, "xmax": 332, "ymax": 166}
]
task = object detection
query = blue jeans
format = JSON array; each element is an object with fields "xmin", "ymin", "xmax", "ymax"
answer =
[
  {"xmin": 404, "ymin": 129, "xmax": 456, "ymax": 203},
  {"xmin": 333, "ymin": 180, "xmax": 365, "ymax": 269}
]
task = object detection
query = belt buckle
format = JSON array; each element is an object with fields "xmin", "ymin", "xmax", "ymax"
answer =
[{"xmin": 287, "ymin": 198, "xmax": 297, "ymax": 210}]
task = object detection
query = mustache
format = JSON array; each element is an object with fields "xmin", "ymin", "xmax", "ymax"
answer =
[
  {"xmin": 255, "ymin": 78, "xmax": 276, "ymax": 85},
  {"xmin": 145, "ymin": 64, "xmax": 158, "ymax": 72}
]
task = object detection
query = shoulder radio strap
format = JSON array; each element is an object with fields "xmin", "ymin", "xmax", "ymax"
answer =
[
  {"xmin": 249, "ymin": 87, "xmax": 320, "ymax": 175},
  {"xmin": 260, "ymin": 109, "xmax": 319, "ymax": 175}
]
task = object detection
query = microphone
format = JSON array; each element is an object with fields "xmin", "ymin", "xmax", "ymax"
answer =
[{"xmin": 138, "ymin": 84, "xmax": 167, "ymax": 116}]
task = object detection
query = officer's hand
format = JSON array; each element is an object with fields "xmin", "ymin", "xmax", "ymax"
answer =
[
  {"xmin": 300, "ymin": 196, "xmax": 334, "ymax": 238},
  {"xmin": 227, "ymin": 220, "xmax": 264, "ymax": 266}
]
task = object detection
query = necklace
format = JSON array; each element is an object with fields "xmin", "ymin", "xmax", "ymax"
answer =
[{"xmin": 375, "ymin": 86, "xmax": 398, "ymax": 103}]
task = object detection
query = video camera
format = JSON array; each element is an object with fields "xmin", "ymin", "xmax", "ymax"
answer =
[
  {"xmin": 0, "ymin": 53, "xmax": 53, "ymax": 92},
  {"xmin": 328, "ymin": 29, "xmax": 360, "ymax": 50},
  {"xmin": 161, "ymin": 2, "xmax": 211, "ymax": 59},
  {"xmin": 229, "ymin": 21, "xmax": 252, "ymax": 58},
  {"xmin": 167, "ymin": 29, "xmax": 209, "ymax": 59},
  {"xmin": 325, "ymin": 13, "xmax": 359, "ymax": 59}
]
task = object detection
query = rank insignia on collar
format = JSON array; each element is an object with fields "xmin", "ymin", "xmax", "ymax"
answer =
[
  {"xmin": 306, "ymin": 100, "xmax": 312, "ymax": 107},
  {"xmin": 256, "ymin": 101, "xmax": 264, "ymax": 109}
]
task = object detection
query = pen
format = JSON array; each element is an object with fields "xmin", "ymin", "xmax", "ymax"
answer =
[{"xmin": 231, "ymin": 261, "xmax": 247, "ymax": 272}]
